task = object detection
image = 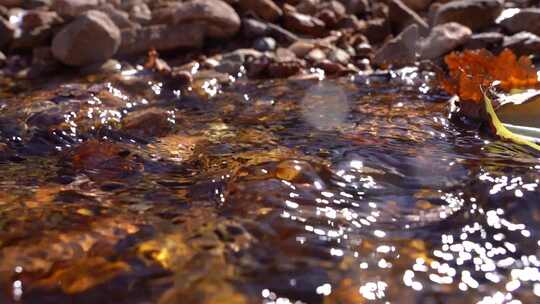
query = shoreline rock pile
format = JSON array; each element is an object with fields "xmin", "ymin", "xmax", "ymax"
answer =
[{"xmin": 0, "ymin": 0, "xmax": 538, "ymax": 78}]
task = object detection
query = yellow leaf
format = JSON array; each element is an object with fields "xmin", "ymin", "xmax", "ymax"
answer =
[{"xmin": 484, "ymin": 93, "xmax": 540, "ymax": 152}]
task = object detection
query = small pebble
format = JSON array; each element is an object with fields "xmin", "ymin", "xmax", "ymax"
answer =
[{"xmin": 254, "ymin": 37, "xmax": 277, "ymax": 52}]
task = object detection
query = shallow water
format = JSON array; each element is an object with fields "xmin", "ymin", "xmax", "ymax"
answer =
[{"xmin": 0, "ymin": 66, "xmax": 539, "ymax": 304}]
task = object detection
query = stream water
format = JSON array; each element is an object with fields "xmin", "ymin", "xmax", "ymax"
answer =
[{"xmin": 0, "ymin": 66, "xmax": 539, "ymax": 304}]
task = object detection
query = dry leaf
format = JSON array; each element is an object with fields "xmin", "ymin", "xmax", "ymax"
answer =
[{"xmin": 441, "ymin": 49, "xmax": 538, "ymax": 103}]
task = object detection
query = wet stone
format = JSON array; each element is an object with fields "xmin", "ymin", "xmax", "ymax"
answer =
[{"xmin": 122, "ymin": 108, "xmax": 174, "ymax": 139}]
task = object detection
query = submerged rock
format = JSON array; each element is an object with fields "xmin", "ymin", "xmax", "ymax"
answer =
[
  {"xmin": 122, "ymin": 108, "xmax": 173, "ymax": 139},
  {"xmin": 52, "ymin": 10, "xmax": 120, "ymax": 66}
]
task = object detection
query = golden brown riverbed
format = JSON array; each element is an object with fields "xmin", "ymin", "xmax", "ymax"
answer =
[{"xmin": 0, "ymin": 67, "xmax": 539, "ymax": 303}]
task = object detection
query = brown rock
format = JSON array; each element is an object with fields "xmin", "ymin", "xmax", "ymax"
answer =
[
  {"xmin": 463, "ymin": 32, "xmax": 503, "ymax": 51},
  {"xmin": 320, "ymin": 0, "xmax": 347, "ymax": 17},
  {"xmin": 169, "ymin": 70, "xmax": 193, "ymax": 87},
  {"xmin": 355, "ymin": 42, "xmax": 372, "ymax": 59},
  {"xmin": 21, "ymin": 11, "xmax": 62, "ymax": 31},
  {"xmin": 432, "ymin": 0, "xmax": 503, "ymax": 32},
  {"xmin": 288, "ymin": 40, "xmax": 315, "ymax": 57},
  {"xmin": 149, "ymin": 3, "xmax": 181, "ymax": 25},
  {"xmin": 238, "ymin": 0, "xmax": 282, "ymax": 22},
  {"xmin": 362, "ymin": 18, "xmax": 391, "ymax": 44},
  {"xmin": 316, "ymin": 9, "xmax": 339, "ymax": 28},
  {"xmin": 0, "ymin": 16, "xmax": 14, "ymax": 48},
  {"xmin": 0, "ymin": 0, "xmax": 22, "ymax": 8},
  {"xmin": 118, "ymin": 24, "xmax": 204, "ymax": 55},
  {"xmin": 336, "ymin": 15, "xmax": 366, "ymax": 31},
  {"xmin": 388, "ymin": 0, "xmax": 428, "ymax": 34},
  {"xmin": 372, "ymin": 2, "xmax": 389, "ymax": 18},
  {"xmin": 11, "ymin": 26, "xmax": 54, "ymax": 50},
  {"xmin": 267, "ymin": 23, "xmax": 300, "ymax": 44},
  {"xmin": 373, "ymin": 24, "xmax": 418, "ymax": 66},
  {"xmin": 314, "ymin": 60, "xmax": 346, "ymax": 75},
  {"xmin": 98, "ymin": 3, "xmax": 138, "ymax": 29},
  {"xmin": 28, "ymin": 47, "xmax": 60, "ymax": 77},
  {"xmin": 123, "ymin": 108, "xmax": 173, "ymax": 138},
  {"xmin": 71, "ymin": 140, "xmax": 141, "ymax": 180},
  {"xmin": 328, "ymin": 47, "xmax": 350, "ymax": 65},
  {"xmin": 52, "ymin": 0, "xmax": 99, "ymax": 17},
  {"xmin": 502, "ymin": 31, "xmax": 540, "ymax": 57},
  {"xmin": 283, "ymin": 11, "xmax": 326, "ymax": 37},
  {"xmin": 315, "ymin": 2, "xmax": 347, "ymax": 28},
  {"xmin": 275, "ymin": 47, "xmax": 297, "ymax": 62},
  {"xmin": 401, "ymin": 0, "xmax": 432, "ymax": 11},
  {"xmin": 499, "ymin": 8, "xmax": 540, "ymax": 37},
  {"xmin": 267, "ymin": 60, "xmax": 302, "ymax": 78},
  {"xmin": 129, "ymin": 3, "xmax": 151, "ymax": 24},
  {"xmin": 305, "ymin": 48, "xmax": 326, "ymax": 62},
  {"xmin": 343, "ymin": 0, "xmax": 370, "ymax": 15},
  {"xmin": 296, "ymin": 0, "xmax": 318, "ymax": 15},
  {"xmin": 242, "ymin": 18, "xmax": 269, "ymax": 38},
  {"xmin": 52, "ymin": 10, "xmax": 121, "ymax": 66},
  {"xmin": 418, "ymin": 22, "xmax": 472, "ymax": 59},
  {"xmin": 173, "ymin": 0, "xmax": 241, "ymax": 39},
  {"xmin": 245, "ymin": 56, "xmax": 271, "ymax": 78}
]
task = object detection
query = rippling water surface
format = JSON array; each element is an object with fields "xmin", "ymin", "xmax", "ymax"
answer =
[{"xmin": 0, "ymin": 67, "xmax": 539, "ymax": 304}]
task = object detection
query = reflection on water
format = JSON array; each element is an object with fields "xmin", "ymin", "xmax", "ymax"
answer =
[{"xmin": 0, "ymin": 66, "xmax": 539, "ymax": 304}]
